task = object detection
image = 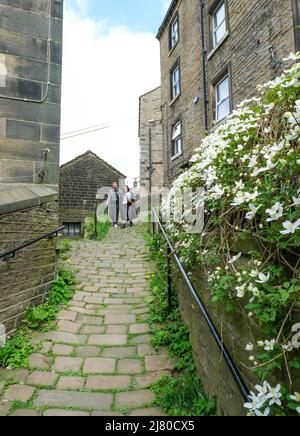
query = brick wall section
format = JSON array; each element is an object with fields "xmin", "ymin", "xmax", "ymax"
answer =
[
  {"xmin": 59, "ymin": 152, "xmax": 126, "ymax": 224},
  {"xmin": 139, "ymin": 87, "xmax": 164, "ymax": 190},
  {"xmin": 0, "ymin": 0, "xmax": 63, "ymax": 185},
  {"xmin": 158, "ymin": 0, "xmax": 297, "ymax": 185},
  {"xmin": 0, "ymin": 201, "xmax": 58, "ymax": 335}
]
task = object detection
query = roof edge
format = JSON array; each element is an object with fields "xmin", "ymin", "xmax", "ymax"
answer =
[
  {"xmin": 156, "ymin": 0, "xmax": 180, "ymax": 40},
  {"xmin": 60, "ymin": 150, "xmax": 126, "ymax": 179}
]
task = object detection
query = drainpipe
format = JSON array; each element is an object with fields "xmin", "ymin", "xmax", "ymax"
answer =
[
  {"xmin": 147, "ymin": 120, "xmax": 155, "ymax": 197},
  {"xmin": 200, "ymin": 0, "xmax": 209, "ymax": 133}
]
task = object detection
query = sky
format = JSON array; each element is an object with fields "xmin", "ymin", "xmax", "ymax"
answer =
[{"xmin": 60, "ymin": 0, "xmax": 171, "ymax": 183}]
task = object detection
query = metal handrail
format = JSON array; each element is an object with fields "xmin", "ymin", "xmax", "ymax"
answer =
[
  {"xmin": 0, "ymin": 226, "xmax": 65, "ymax": 262},
  {"xmin": 152, "ymin": 208, "xmax": 250, "ymax": 403}
]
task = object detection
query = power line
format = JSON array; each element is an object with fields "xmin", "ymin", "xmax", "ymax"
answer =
[
  {"xmin": 61, "ymin": 120, "xmax": 121, "ymax": 137},
  {"xmin": 60, "ymin": 120, "xmax": 126, "ymax": 141}
]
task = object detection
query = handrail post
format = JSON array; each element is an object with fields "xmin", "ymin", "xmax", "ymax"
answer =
[
  {"xmin": 167, "ymin": 245, "xmax": 172, "ymax": 311},
  {"xmin": 151, "ymin": 207, "xmax": 250, "ymax": 404}
]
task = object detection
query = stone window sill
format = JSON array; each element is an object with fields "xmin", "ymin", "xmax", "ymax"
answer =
[
  {"xmin": 207, "ymin": 32, "xmax": 230, "ymax": 60},
  {"xmin": 170, "ymin": 93, "xmax": 181, "ymax": 107}
]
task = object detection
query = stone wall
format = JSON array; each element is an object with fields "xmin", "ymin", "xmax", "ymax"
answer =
[
  {"xmin": 139, "ymin": 87, "xmax": 164, "ymax": 190},
  {"xmin": 0, "ymin": 195, "xmax": 58, "ymax": 336},
  {"xmin": 59, "ymin": 152, "xmax": 126, "ymax": 226},
  {"xmin": 172, "ymin": 255, "xmax": 300, "ymax": 416},
  {"xmin": 158, "ymin": 0, "xmax": 297, "ymax": 184},
  {"xmin": 0, "ymin": 0, "xmax": 63, "ymax": 185},
  {"xmin": 0, "ymin": 0, "xmax": 63, "ymax": 336}
]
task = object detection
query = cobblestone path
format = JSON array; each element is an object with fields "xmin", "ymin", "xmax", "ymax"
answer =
[{"xmin": 0, "ymin": 226, "xmax": 175, "ymax": 416}]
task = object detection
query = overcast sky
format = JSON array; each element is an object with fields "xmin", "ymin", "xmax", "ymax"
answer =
[{"xmin": 60, "ymin": 0, "xmax": 170, "ymax": 183}]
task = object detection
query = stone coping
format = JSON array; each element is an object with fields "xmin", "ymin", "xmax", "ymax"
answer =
[{"xmin": 0, "ymin": 183, "xmax": 58, "ymax": 216}]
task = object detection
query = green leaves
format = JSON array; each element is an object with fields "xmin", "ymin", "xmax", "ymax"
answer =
[
  {"xmin": 152, "ymin": 375, "xmax": 216, "ymax": 417},
  {"xmin": 0, "ymin": 267, "xmax": 77, "ymax": 369}
]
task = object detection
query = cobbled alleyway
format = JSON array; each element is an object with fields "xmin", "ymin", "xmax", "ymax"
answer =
[{"xmin": 0, "ymin": 226, "xmax": 176, "ymax": 416}]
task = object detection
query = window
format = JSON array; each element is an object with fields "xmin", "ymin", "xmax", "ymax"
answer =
[
  {"xmin": 172, "ymin": 121, "xmax": 182, "ymax": 158},
  {"xmin": 171, "ymin": 63, "xmax": 181, "ymax": 100},
  {"xmin": 63, "ymin": 223, "xmax": 81, "ymax": 238},
  {"xmin": 293, "ymin": 0, "xmax": 300, "ymax": 51},
  {"xmin": 215, "ymin": 74, "xmax": 231, "ymax": 122},
  {"xmin": 212, "ymin": 1, "xmax": 227, "ymax": 48},
  {"xmin": 169, "ymin": 15, "xmax": 179, "ymax": 50}
]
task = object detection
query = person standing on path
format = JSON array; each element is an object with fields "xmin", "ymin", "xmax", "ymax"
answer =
[
  {"xmin": 121, "ymin": 185, "xmax": 137, "ymax": 228},
  {"xmin": 107, "ymin": 182, "xmax": 123, "ymax": 228}
]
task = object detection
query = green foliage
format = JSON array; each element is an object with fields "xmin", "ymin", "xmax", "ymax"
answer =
[
  {"xmin": 160, "ymin": 56, "xmax": 300, "ymax": 416},
  {"xmin": 0, "ymin": 267, "xmax": 77, "ymax": 369},
  {"xmin": 59, "ymin": 239, "xmax": 71, "ymax": 254},
  {"xmin": 145, "ymin": 231, "xmax": 215, "ymax": 415},
  {"xmin": 152, "ymin": 375, "xmax": 216, "ymax": 417},
  {"xmin": 84, "ymin": 217, "xmax": 110, "ymax": 241},
  {"xmin": 0, "ymin": 331, "xmax": 34, "ymax": 369}
]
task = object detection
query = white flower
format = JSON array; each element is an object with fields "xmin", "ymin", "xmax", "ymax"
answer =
[
  {"xmin": 255, "ymin": 408, "xmax": 271, "ymax": 417},
  {"xmin": 290, "ymin": 392, "xmax": 300, "ymax": 403},
  {"xmin": 280, "ymin": 219, "xmax": 300, "ymax": 235},
  {"xmin": 293, "ymin": 197, "xmax": 300, "ymax": 206},
  {"xmin": 229, "ymin": 252, "xmax": 242, "ymax": 264},
  {"xmin": 266, "ymin": 384, "xmax": 282, "ymax": 407},
  {"xmin": 255, "ymin": 381, "xmax": 270, "ymax": 398},
  {"xmin": 236, "ymin": 284, "xmax": 246, "ymax": 298},
  {"xmin": 246, "ymin": 204, "xmax": 261, "ymax": 220},
  {"xmin": 256, "ymin": 272, "xmax": 270, "ymax": 284},
  {"xmin": 282, "ymin": 342, "xmax": 294, "ymax": 352},
  {"xmin": 252, "ymin": 288, "xmax": 260, "ymax": 297},
  {"xmin": 250, "ymin": 270, "xmax": 259, "ymax": 278},
  {"xmin": 297, "ymin": 407, "xmax": 300, "ymax": 415},
  {"xmin": 245, "ymin": 343, "xmax": 254, "ymax": 352},
  {"xmin": 264, "ymin": 340, "xmax": 276, "ymax": 352},
  {"xmin": 266, "ymin": 203, "xmax": 284, "ymax": 222}
]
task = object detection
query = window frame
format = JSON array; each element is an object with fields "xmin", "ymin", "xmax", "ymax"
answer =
[
  {"xmin": 169, "ymin": 13, "xmax": 180, "ymax": 51},
  {"xmin": 293, "ymin": 0, "xmax": 300, "ymax": 51},
  {"xmin": 170, "ymin": 60, "xmax": 181, "ymax": 101},
  {"xmin": 211, "ymin": 67, "xmax": 232, "ymax": 124},
  {"xmin": 63, "ymin": 222, "xmax": 82, "ymax": 238},
  {"xmin": 209, "ymin": 0, "xmax": 229, "ymax": 54},
  {"xmin": 171, "ymin": 120, "xmax": 183, "ymax": 160}
]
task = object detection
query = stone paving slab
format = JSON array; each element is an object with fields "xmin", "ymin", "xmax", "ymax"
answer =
[
  {"xmin": 34, "ymin": 390, "xmax": 113, "ymax": 410},
  {"xmin": 2, "ymin": 226, "xmax": 173, "ymax": 416}
]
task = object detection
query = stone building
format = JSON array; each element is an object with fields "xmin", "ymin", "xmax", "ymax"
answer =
[
  {"xmin": 156, "ymin": 0, "xmax": 300, "ymax": 415},
  {"xmin": 158, "ymin": 0, "xmax": 300, "ymax": 184},
  {"xmin": 0, "ymin": 0, "xmax": 63, "ymax": 335},
  {"xmin": 139, "ymin": 87, "xmax": 164, "ymax": 191},
  {"xmin": 59, "ymin": 151, "xmax": 126, "ymax": 236}
]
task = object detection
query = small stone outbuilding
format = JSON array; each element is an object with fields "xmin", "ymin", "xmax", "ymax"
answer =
[{"xmin": 59, "ymin": 151, "xmax": 126, "ymax": 236}]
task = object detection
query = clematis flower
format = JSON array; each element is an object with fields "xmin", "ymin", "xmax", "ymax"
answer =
[
  {"xmin": 229, "ymin": 252, "xmax": 242, "ymax": 264},
  {"xmin": 290, "ymin": 393, "xmax": 300, "ymax": 403},
  {"xmin": 256, "ymin": 272, "xmax": 270, "ymax": 284},
  {"xmin": 292, "ymin": 196, "xmax": 300, "ymax": 206},
  {"xmin": 245, "ymin": 343, "xmax": 254, "ymax": 352},
  {"xmin": 266, "ymin": 385, "xmax": 282, "ymax": 407},
  {"xmin": 236, "ymin": 284, "xmax": 246, "ymax": 298},
  {"xmin": 246, "ymin": 204, "xmax": 261, "ymax": 220},
  {"xmin": 280, "ymin": 219, "xmax": 300, "ymax": 235},
  {"xmin": 263, "ymin": 340, "xmax": 276, "ymax": 352},
  {"xmin": 266, "ymin": 203, "xmax": 284, "ymax": 222}
]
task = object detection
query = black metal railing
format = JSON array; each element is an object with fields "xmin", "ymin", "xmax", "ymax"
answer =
[
  {"xmin": 152, "ymin": 208, "xmax": 250, "ymax": 403},
  {"xmin": 0, "ymin": 227, "xmax": 65, "ymax": 262}
]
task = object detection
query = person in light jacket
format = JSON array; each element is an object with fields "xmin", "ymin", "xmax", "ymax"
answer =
[
  {"xmin": 121, "ymin": 185, "xmax": 137, "ymax": 228},
  {"xmin": 107, "ymin": 182, "xmax": 123, "ymax": 228}
]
